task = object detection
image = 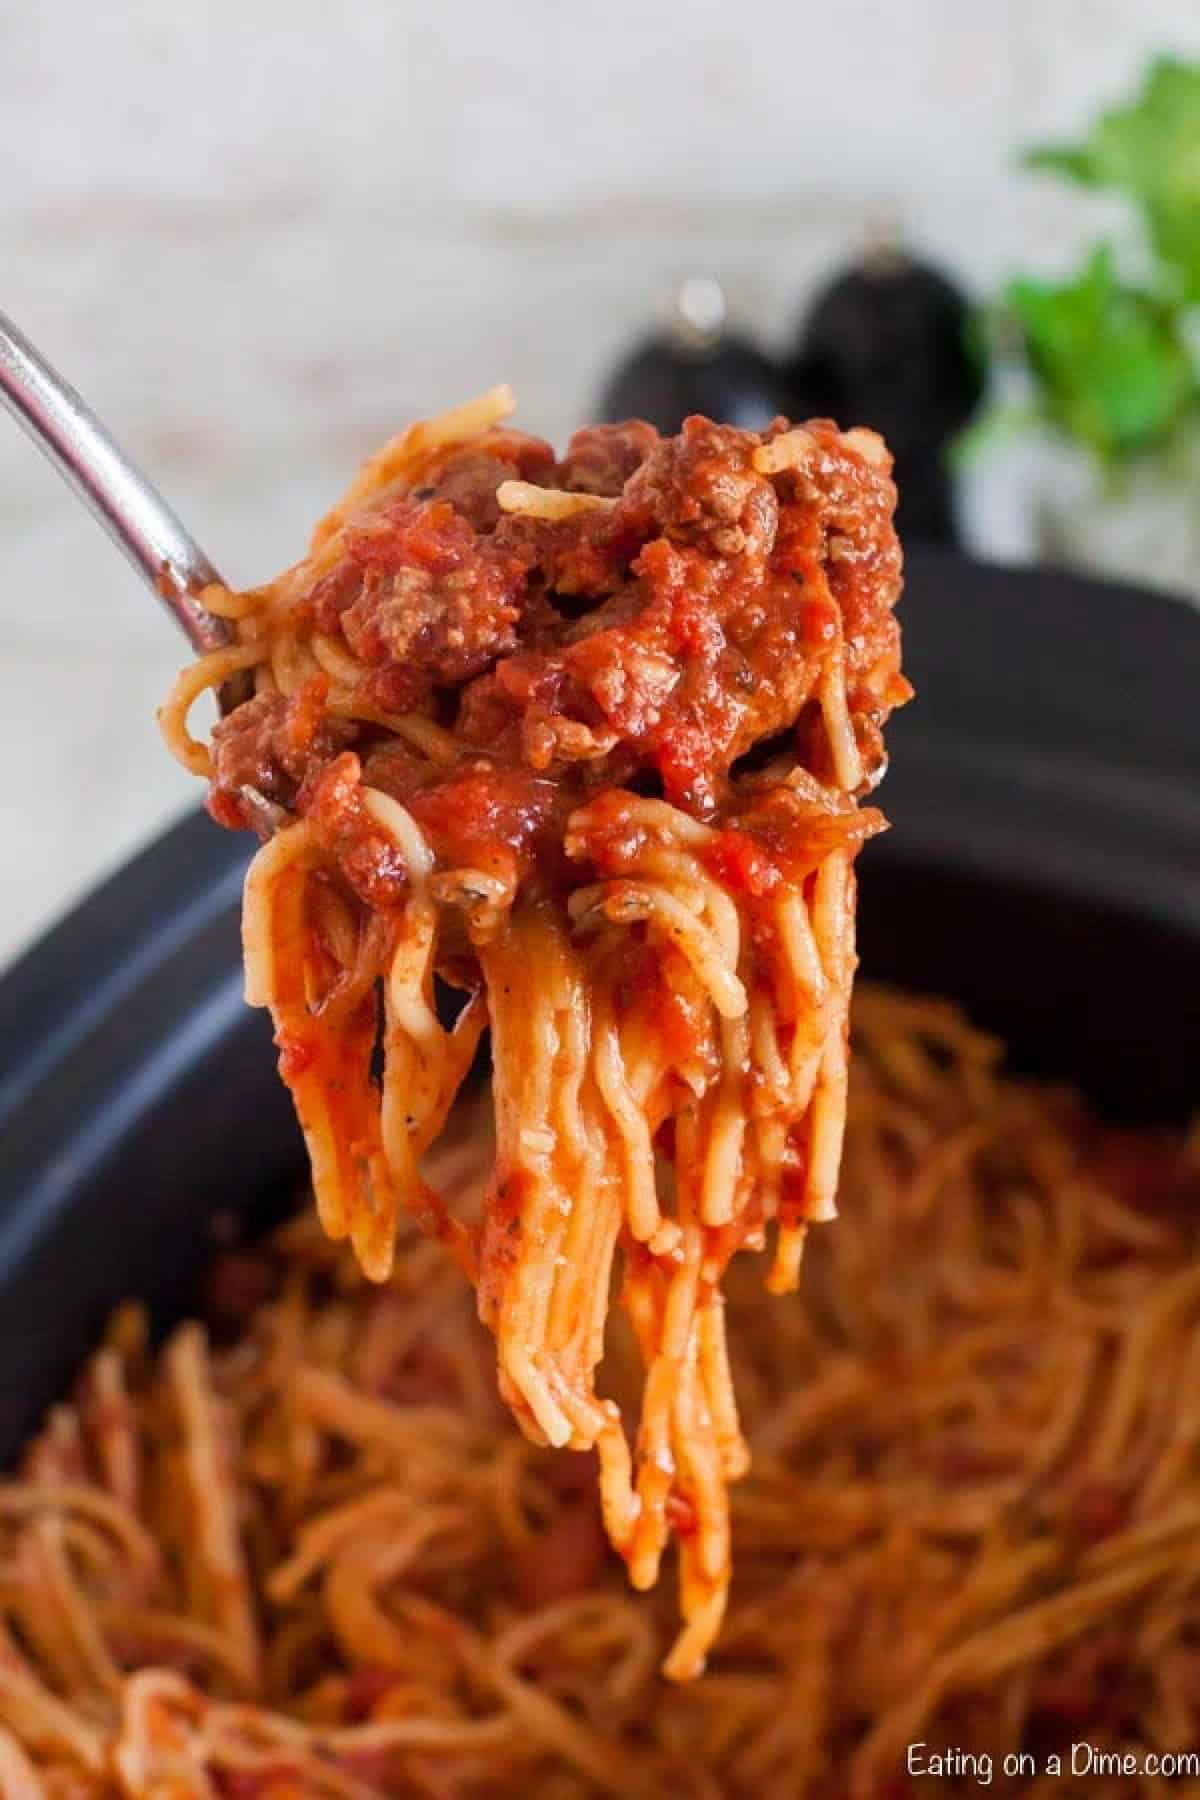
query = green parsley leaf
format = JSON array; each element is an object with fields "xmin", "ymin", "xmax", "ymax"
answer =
[
  {"xmin": 1025, "ymin": 56, "xmax": 1200, "ymax": 301},
  {"xmin": 1005, "ymin": 244, "xmax": 1195, "ymax": 462}
]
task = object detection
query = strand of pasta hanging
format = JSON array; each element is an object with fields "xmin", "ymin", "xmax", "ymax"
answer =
[{"xmin": 161, "ymin": 388, "xmax": 910, "ymax": 1675}]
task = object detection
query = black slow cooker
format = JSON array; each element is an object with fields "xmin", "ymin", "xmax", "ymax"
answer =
[{"xmin": 2, "ymin": 547, "xmax": 1198, "ymax": 1458}]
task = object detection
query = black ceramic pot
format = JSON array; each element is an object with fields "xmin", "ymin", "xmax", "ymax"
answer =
[{"xmin": 2, "ymin": 549, "xmax": 1198, "ymax": 1459}]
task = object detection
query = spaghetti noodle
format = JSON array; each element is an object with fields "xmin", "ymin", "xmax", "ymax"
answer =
[
  {"xmin": 160, "ymin": 391, "xmax": 910, "ymax": 1676},
  {"xmin": 5, "ymin": 992, "xmax": 1199, "ymax": 1796}
]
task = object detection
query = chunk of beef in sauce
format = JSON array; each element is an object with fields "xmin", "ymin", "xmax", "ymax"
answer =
[
  {"xmin": 313, "ymin": 501, "xmax": 530, "ymax": 711},
  {"xmin": 307, "ymin": 429, "xmax": 560, "ymax": 714},
  {"xmin": 556, "ymin": 421, "xmax": 660, "ymax": 497},
  {"xmin": 208, "ymin": 681, "xmax": 355, "ymax": 830},
  {"xmin": 622, "ymin": 417, "xmax": 780, "ymax": 557},
  {"xmin": 416, "ymin": 428, "xmax": 558, "ymax": 530}
]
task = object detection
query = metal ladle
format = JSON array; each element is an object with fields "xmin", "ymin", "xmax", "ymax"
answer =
[{"xmin": 0, "ymin": 306, "xmax": 247, "ymax": 707}]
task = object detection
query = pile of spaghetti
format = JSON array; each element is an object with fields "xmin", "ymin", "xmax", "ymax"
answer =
[
  {"xmin": 158, "ymin": 389, "xmax": 909, "ymax": 1676},
  {"xmin": 5, "ymin": 990, "xmax": 1200, "ymax": 1797}
]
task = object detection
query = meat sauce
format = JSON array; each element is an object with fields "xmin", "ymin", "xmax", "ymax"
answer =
[{"xmin": 208, "ymin": 415, "xmax": 908, "ymax": 905}]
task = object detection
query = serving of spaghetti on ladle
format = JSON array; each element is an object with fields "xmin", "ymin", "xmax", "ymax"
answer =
[{"xmin": 160, "ymin": 387, "xmax": 909, "ymax": 1676}]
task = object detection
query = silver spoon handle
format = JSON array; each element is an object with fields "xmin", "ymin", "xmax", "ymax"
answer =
[{"xmin": 0, "ymin": 307, "xmax": 232, "ymax": 656}]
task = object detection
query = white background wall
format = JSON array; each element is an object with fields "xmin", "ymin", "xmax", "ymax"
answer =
[{"xmin": 2, "ymin": 1, "xmax": 1197, "ymax": 966}]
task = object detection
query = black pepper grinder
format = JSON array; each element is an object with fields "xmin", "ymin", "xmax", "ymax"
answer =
[
  {"xmin": 597, "ymin": 278, "xmax": 790, "ymax": 434},
  {"xmin": 785, "ymin": 239, "xmax": 986, "ymax": 544}
]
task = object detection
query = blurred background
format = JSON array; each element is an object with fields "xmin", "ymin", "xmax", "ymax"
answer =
[{"xmin": 3, "ymin": 2, "xmax": 1199, "ymax": 968}]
